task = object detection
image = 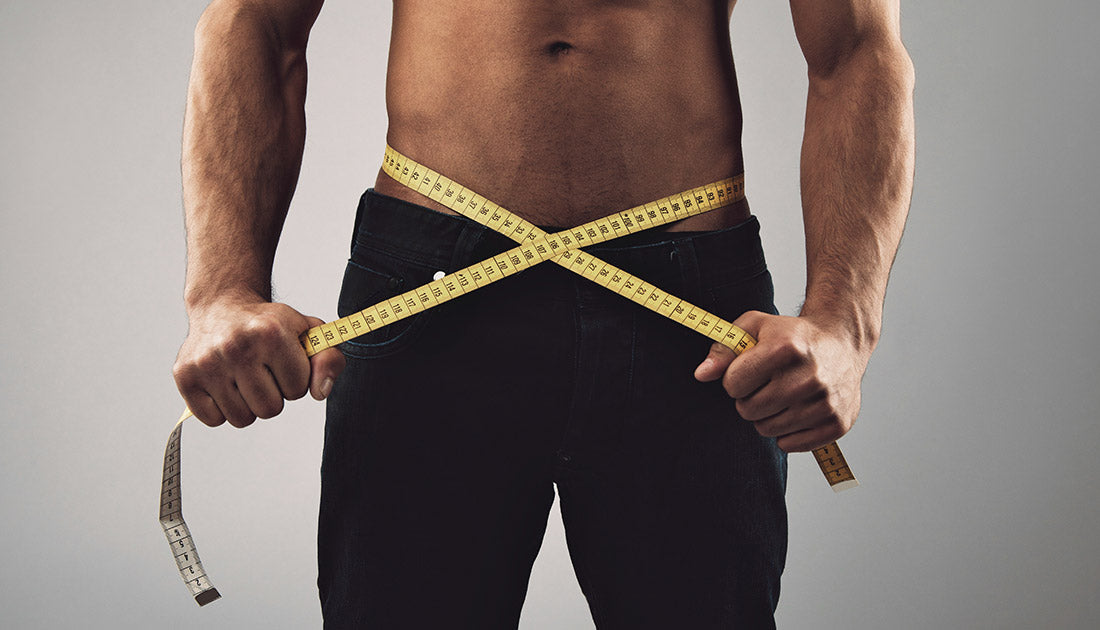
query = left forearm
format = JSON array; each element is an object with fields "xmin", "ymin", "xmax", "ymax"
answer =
[
  {"xmin": 702, "ymin": 1, "xmax": 916, "ymax": 450},
  {"xmin": 798, "ymin": 39, "xmax": 915, "ymax": 354}
]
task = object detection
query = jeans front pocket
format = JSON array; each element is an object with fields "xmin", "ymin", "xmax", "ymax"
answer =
[
  {"xmin": 705, "ymin": 264, "xmax": 779, "ymax": 322},
  {"xmin": 336, "ymin": 242, "xmax": 443, "ymax": 360}
]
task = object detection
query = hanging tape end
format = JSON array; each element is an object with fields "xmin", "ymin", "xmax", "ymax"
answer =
[
  {"xmin": 831, "ymin": 479, "xmax": 860, "ymax": 493},
  {"xmin": 195, "ymin": 588, "xmax": 222, "ymax": 607}
]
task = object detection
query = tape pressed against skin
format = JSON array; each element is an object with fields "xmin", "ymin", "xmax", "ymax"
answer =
[{"xmin": 161, "ymin": 145, "xmax": 857, "ymax": 605}]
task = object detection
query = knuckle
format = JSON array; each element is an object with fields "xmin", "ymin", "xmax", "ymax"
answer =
[
  {"xmin": 793, "ymin": 377, "xmax": 821, "ymax": 400},
  {"xmin": 722, "ymin": 374, "xmax": 736, "ymax": 397},
  {"xmin": 818, "ymin": 405, "xmax": 849, "ymax": 439},
  {"xmin": 184, "ymin": 397, "xmax": 221, "ymax": 426},
  {"xmin": 227, "ymin": 413, "xmax": 257, "ymax": 429},
  {"xmin": 220, "ymin": 333, "xmax": 254, "ymax": 363},
  {"xmin": 776, "ymin": 337, "xmax": 808, "ymax": 364},
  {"xmin": 247, "ymin": 314, "xmax": 285, "ymax": 344},
  {"xmin": 196, "ymin": 411, "xmax": 226, "ymax": 428},
  {"xmin": 193, "ymin": 349, "xmax": 222, "ymax": 374},
  {"xmin": 283, "ymin": 357, "xmax": 313, "ymax": 400},
  {"xmin": 172, "ymin": 362, "xmax": 197, "ymax": 388},
  {"xmin": 255, "ymin": 399, "xmax": 284, "ymax": 420},
  {"xmin": 771, "ymin": 342, "xmax": 796, "ymax": 365},
  {"xmin": 819, "ymin": 422, "xmax": 845, "ymax": 444},
  {"xmin": 805, "ymin": 372, "xmax": 828, "ymax": 397},
  {"xmin": 815, "ymin": 398, "xmax": 839, "ymax": 423},
  {"xmin": 735, "ymin": 399, "xmax": 755, "ymax": 421},
  {"xmin": 284, "ymin": 379, "xmax": 309, "ymax": 401}
]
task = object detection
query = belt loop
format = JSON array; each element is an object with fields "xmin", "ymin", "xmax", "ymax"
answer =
[{"xmin": 674, "ymin": 238, "xmax": 704, "ymax": 308}]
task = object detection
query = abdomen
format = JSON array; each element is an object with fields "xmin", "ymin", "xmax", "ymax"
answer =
[{"xmin": 384, "ymin": 0, "xmax": 745, "ymax": 226}]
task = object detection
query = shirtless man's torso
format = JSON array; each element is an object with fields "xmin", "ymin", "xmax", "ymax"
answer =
[
  {"xmin": 173, "ymin": 0, "xmax": 913, "ymax": 625},
  {"xmin": 378, "ymin": 0, "xmax": 749, "ymax": 231}
]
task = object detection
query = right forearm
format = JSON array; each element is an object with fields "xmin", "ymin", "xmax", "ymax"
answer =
[
  {"xmin": 182, "ymin": 1, "xmax": 310, "ymax": 313},
  {"xmin": 173, "ymin": 1, "xmax": 342, "ymax": 427}
]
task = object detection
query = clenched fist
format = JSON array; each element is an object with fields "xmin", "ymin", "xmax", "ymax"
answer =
[
  {"xmin": 173, "ymin": 294, "xmax": 346, "ymax": 428},
  {"xmin": 694, "ymin": 310, "xmax": 872, "ymax": 452}
]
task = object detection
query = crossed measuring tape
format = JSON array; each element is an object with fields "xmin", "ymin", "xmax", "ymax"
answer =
[{"xmin": 161, "ymin": 145, "xmax": 858, "ymax": 606}]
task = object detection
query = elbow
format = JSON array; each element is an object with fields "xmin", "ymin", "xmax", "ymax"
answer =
[
  {"xmin": 877, "ymin": 39, "xmax": 915, "ymax": 95},
  {"xmin": 194, "ymin": 2, "xmax": 266, "ymax": 53},
  {"xmin": 194, "ymin": 1, "xmax": 299, "ymax": 54},
  {"xmin": 192, "ymin": 0, "xmax": 311, "ymax": 91},
  {"xmin": 196, "ymin": 0, "xmax": 319, "ymax": 52},
  {"xmin": 195, "ymin": 1, "xmax": 253, "ymax": 39},
  {"xmin": 807, "ymin": 35, "xmax": 915, "ymax": 99}
]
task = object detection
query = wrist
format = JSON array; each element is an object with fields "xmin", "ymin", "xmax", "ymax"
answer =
[
  {"xmin": 184, "ymin": 284, "xmax": 270, "ymax": 318},
  {"xmin": 798, "ymin": 301, "xmax": 881, "ymax": 358}
]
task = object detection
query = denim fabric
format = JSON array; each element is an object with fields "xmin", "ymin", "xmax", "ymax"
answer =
[{"xmin": 319, "ymin": 189, "xmax": 788, "ymax": 629}]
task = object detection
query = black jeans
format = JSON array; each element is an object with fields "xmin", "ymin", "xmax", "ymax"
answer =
[{"xmin": 319, "ymin": 190, "xmax": 788, "ymax": 629}]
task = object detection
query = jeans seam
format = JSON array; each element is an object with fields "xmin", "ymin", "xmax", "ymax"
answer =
[
  {"xmin": 627, "ymin": 308, "xmax": 637, "ymax": 414},
  {"xmin": 556, "ymin": 281, "xmax": 584, "ymax": 472}
]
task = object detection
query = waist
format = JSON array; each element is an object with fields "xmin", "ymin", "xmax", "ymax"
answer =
[
  {"xmin": 378, "ymin": 109, "xmax": 746, "ymax": 229},
  {"xmin": 373, "ymin": 171, "xmax": 751, "ymax": 233},
  {"xmin": 351, "ymin": 188, "xmax": 767, "ymax": 300}
]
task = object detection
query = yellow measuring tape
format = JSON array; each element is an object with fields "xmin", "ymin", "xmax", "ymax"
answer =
[{"xmin": 161, "ymin": 145, "xmax": 858, "ymax": 605}]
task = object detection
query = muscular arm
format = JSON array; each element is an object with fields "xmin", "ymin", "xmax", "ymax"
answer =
[
  {"xmin": 791, "ymin": 0, "xmax": 915, "ymax": 350},
  {"xmin": 182, "ymin": 0, "xmax": 320, "ymax": 306},
  {"xmin": 696, "ymin": 0, "xmax": 914, "ymax": 452},
  {"xmin": 174, "ymin": 0, "xmax": 344, "ymax": 428}
]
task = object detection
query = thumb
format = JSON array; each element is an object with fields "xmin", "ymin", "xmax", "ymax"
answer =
[
  {"xmin": 304, "ymin": 316, "xmax": 347, "ymax": 401},
  {"xmin": 694, "ymin": 341, "xmax": 738, "ymax": 382}
]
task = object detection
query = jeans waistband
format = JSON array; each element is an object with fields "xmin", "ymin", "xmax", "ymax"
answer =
[{"xmin": 352, "ymin": 189, "xmax": 767, "ymax": 293}]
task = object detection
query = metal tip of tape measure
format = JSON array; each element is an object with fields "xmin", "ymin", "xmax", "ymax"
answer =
[{"xmin": 831, "ymin": 479, "xmax": 860, "ymax": 493}]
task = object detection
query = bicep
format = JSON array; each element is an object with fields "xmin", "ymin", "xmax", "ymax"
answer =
[{"xmin": 788, "ymin": 0, "xmax": 901, "ymax": 76}]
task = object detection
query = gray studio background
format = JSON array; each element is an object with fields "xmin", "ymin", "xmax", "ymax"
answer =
[{"xmin": 2, "ymin": 1, "xmax": 1097, "ymax": 628}]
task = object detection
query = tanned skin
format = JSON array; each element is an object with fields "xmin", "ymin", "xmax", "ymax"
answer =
[{"xmin": 174, "ymin": 0, "xmax": 915, "ymax": 455}]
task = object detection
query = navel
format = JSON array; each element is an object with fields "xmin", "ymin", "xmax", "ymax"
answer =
[{"xmin": 546, "ymin": 41, "xmax": 575, "ymax": 56}]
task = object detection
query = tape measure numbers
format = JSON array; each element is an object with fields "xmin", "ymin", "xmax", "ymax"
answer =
[
  {"xmin": 160, "ymin": 410, "xmax": 220, "ymax": 606},
  {"xmin": 160, "ymin": 145, "xmax": 857, "ymax": 605}
]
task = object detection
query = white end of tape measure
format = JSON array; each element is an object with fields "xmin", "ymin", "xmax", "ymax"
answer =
[{"xmin": 831, "ymin": 479, "xmax": 861, "ymax": 493}]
